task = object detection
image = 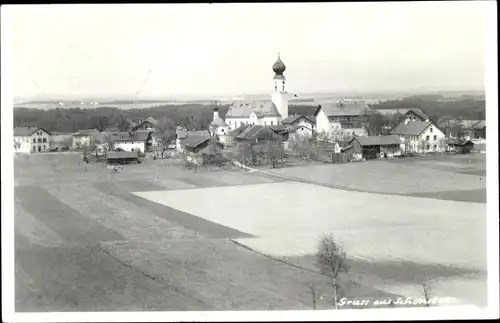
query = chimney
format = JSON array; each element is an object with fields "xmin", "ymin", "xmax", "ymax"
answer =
[{"xmin": 213, "ymin": 107, "xmax": 219, "ymax": 120}]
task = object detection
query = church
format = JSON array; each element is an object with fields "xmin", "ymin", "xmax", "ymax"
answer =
[{"xmin": 223, "ymin": 54, "xmax": 289, "ymax": 131}]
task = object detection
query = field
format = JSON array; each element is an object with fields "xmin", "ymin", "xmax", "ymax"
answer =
[{"xmin": 13, "ymin": 152, "xmax": 487, "ymax": 311}]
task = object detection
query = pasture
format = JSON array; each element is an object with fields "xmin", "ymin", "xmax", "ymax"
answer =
[{"xmin": 13, "ymin": 152, "xmax": 488, "ymax": 311}]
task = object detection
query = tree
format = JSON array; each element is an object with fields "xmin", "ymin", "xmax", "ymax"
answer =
[
  {"xmin": 361, "ymin": 110, "xmax": 385, "ymax": 135},
  {"xmin": 315, "ymin": 234, "xmax": 350, "ymax": 309},
  {"xmin": 154, "ymin": 116, "xmax": 177, "ymax": 159},
  {"xmin": 116, "ymin": 115, "xmax": 131, "ymax": 131},
  {"xmin": 422, "ymin": 282, "xmax": 433, "ymax": 307}
]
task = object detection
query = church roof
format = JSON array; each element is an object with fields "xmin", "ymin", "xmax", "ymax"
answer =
[
  {"xmin": 225, "ymin": 101, "xmax": 281, "ymax": 118},
  {"xmin": 210, "ymin": 118, "xmax": 229, "ymax": 127}
]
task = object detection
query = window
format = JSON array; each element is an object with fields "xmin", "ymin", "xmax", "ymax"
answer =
[
  {"xmin": 433, "ymin": 145, "xmax": 437, "ymax": 150},
  {"xmin": 430, "ymin": 127, "xmax": 433, "ymax": 133},
  {"xmin": 33, "ymin": 138, "xmax": 36, "ymax": 143},
  {"xmin": 271, "ymin": 121, "xmax": 273, "ymax": 125},
  {"xmin": 426, "ymin": 144, "xmax": 430, "ymax": 150},
  {"xmin": 43, "ymin": 138, "xmax": 47, "ymax": 143},
  {"xmin": 433, "ymin": 135, "xmax": 437, "ymax": 140},
  {"xmin": 38, "ymin": 138, "xmax": 42, "ymax": 143},
  {"xmin": 426, "ymin": 135, "xmax": 429, "ymax": 141},
  {"xmin": 221, "ymin": 129, "xmax": 225, "ymax": 133}
]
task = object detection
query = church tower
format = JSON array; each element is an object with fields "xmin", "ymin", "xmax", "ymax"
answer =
[{"xmin": 271, "ymin": 53, "xmax": 288, "ymax": 119}]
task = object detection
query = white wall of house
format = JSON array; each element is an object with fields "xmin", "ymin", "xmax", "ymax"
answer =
[
  {"xmin": 114, "ymin": 141, "xmax": 146, "ymax": 153},
  {"xmin": 292, "ymin": 126, "xmax": 313, "ymax": 139},
  {"xmin": 262, "ymin": 116, "xmax": 281, "ymax": 126},
  {"xmin": 29, "ymin": 130, "xmax": 51, "ymax": 153},
  {"xmin": 14, "ymin": 136, "xmax": 32, "ymax": 153},
  {"xmin": 226, "ymin": 117, "xmax": 249, "ymax": 130},
  {"xmin": 215, "ymin": 125, "xmax": 230, "ymax": 136},
  {"xmin": 398, "ymin": 124, "xmax": 446, "ymax": 153},
  {"xmin": 316, "ymin": 109, "xmax": 330, "ymax": 134}
]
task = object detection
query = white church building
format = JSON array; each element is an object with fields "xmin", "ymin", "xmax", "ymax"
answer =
[{"xmin": 224, "ymin": 54, "xmax": 289, "ymax": 130}]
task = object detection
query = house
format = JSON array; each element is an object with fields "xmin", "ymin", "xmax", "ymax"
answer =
[
  {"xmin": 109, "ymin": 131, "xmax": 151, "ymax": 153},
  {"xmin": 182, "ymin": 136, "xmax": 225, "ymax": 165},
  {"xmin": 14, "ymin": 126, "xmax": 52, "ymax": 153},
  {"xmin": 391, "ymin": 119, "xmax": 446, "ymax": 153},
  {"xmin": 444, "ymin": 139, "xmax": 474, "ymax": 154},
  {"xmin": 314, "ymin": 101, "xmax": 370, "ymax": 139},
  {"xmin": 209, "ymin": 107, "xmax": 230, "ymax": 144},
  {"xmin": 131, "ymin": 117, "xmax": 159, "ymax": 131},
  {"xmin": 282, "ymin": 115, "xmax": 315, "ymax": 131},
  {"xmin": 349, "ymin": 135, "xmax": 403, "ymax": 159},
  {"xmin": 176, "ymin": 128, "xmax": 211, "ymax": 152},
  {"xmin": 235, "ymin": 125, "xmax": 283, "ymax": 143},
  {"xmin": 50, "ymin": 132, "xmax": 73, "ymax": 150},
  {"xmin": 403, "ymin": 108, "xmax": 429, "ymax": 122},
  {"xmin": 288, "ymin": 124, "xmax": 314, "ymax": 141},
  {"xmin": 440, "ymin": 120, "xmax": 486, "ymax": 140},
  {"xmin": 72, "ymin": 129, "xmax": 107, "ymax": 149}
]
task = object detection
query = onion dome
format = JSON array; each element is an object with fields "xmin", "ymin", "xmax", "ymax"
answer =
[{"xmin": 272, "ymin": 53, "xmax": 286, "ymax": 77}]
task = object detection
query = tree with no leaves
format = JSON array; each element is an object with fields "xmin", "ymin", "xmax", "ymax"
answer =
[
  {"xmin": 116, "ymin": 115, "xmax": 131, "ymax": 132},
  {"xmin": 422, "ymin": 282, "xmax": 433, "ymax": 307},
  {"xmin": 154, "ymin": 116, "xmax": 177, "ymax": 159},
  {"xmin": 315, "ymin": 234, "xmax": 350, "ymax": 309}
]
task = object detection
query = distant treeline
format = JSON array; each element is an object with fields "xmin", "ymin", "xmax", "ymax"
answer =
[
  {"xmin": 13, "ymin": 104, "xmax": 231, "ymax": 133},
  {"xmin": 370, "ymin": 98, "xmax": 486, "ymax": 122}
]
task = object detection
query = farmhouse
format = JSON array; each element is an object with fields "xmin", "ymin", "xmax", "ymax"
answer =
[
  {"xmin": 176, "ymin": 128, "xmax": 211, "ymax": 153},
  {"xmin": 348, "ymin": 135, "xmax": 403, "ymax": 159},
  {"xmin": 391, "ymin": 119, "xmax": 446, "ymax": 153},
  {"xmin": 314, "ymin": 101, "xmax": 369, "ymax": 139},
  {"xmin": 439, "ymin": 120, "xmax": 486, "ymax": 140},
  {"xmin": 72, "ymin": 129, "xmax": 108, "ymax": 149},
  {"xmin": 182, "ymin": 136, "xmax": 224, "ymax": 165},
  {"xmin": 109, "ymin": 131, "xmax": 151, "ymax": 153},
  {"xmin": 235, "ymin": 125, "xmax": 283, "ymax": 143},
  {"xmin": 403, "ymin": 108, "xmax": 429, "ymax": 122},
  {"xmin": 225, "ymin": 54, "xmax": 289, "ymax": 130},
  {"xmin": 131, "ymin": 117, "xmax": 158, "ymax": 131},
  {"xmin": 14, "ymin": 126, "xmax": 52, "ymax": 153}
]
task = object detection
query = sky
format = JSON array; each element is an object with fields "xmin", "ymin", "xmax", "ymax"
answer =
[{"xmin": 8, "ymin": 2, "xmax": 488, "ymax": 100}]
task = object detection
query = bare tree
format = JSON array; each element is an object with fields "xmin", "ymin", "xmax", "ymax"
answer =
[
  {"xmin": 116, "ymin": 115, "xmax": 131, "ymax": 132},
  {"xmin": 308, "ymin": 284, "xmax": 317, "ymax": 310},
  {"xmin": 154, "ymin": 117, "xmax": 177, "ymax": 159},
  {"xmin": 315, "ymin": 234, "xmax": 350, "ymax": 309}
]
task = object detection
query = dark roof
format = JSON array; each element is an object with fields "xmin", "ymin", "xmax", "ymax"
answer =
[
  {"xmin": 107, "ymin": 151, "xmax": 138, "ymax": 159},
  {"xmin": 444, "ymin": 139, "xmax": 474, "ymax": 146},
  {"xmin": 176, "ymin": 129, "xmax": 210, "ymax": 140},
  {"xmin": 225, "ymin": 101, "xmax": 280, "ymax": 118},
  {"xmin": 110, "ymin": 131, "xmax": 149, "ymax": 142},
  {"xmin": 282, "ymin": 115, "xmax": 315, "ymax": 125},
  {"xmin": 391, "ymin": 120, "xmax": 433, "ymax": 136},
  {"xmin": 135, "ymin": 117, "xmax": 158, "ymax": 127},
  {"xmin": 316, "ymin": 101, "xmax": 370, "ymax": 117},
  {"xmin": 73, "ymin": 129, "xmax": 100, "ymax": 136},
  {"xmin": 268, "ymin": 124, "xmax": 288, "ymax": 133},
  {"xmin": 404, "ymin": 108, "xmax": 429, "ymax": 121},
  {"xmin": 236, "ymin": 125, "xmax": 282, "ymax": 141},
  {"xmin": 14, "ymin": 126, "xmax": 51, "ymax": 136},
  {"xmin": 351, "ymin": 135, "xmax": 403, "ymax": 146},
  {"xmin": 288, "ymin": 104, "xmax": 321, "ymax": 116},
  {"xmin": 228, "ymin": 124, "xmax": 250, "ymax": 137},
  {"xmin": 182, "ymin": 135, "xmax": 210, "ymax": 149}
]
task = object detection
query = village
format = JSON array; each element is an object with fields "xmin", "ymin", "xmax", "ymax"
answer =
[{"xmin": 13, "ymin": 55, "xmax": 487, "ymax": 170}]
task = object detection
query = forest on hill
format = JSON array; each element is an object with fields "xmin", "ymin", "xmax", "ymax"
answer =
[
  {"xmin": 13, "ymin": 97, "xmax": 485, "ymax": 134},
  {"xmin": 370, "ymin": 98, "xmax": 486, "ymax": 123}
]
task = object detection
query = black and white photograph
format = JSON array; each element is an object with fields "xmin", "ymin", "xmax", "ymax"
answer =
[{"xmin": 1, "ymin": 2, "xmax": 498, "ymax": 321}]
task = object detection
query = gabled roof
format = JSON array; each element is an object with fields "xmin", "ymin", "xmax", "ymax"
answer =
[
  {"xmin": 404, "ymin": 108, "xmax": 429, "ymax": 121},
  {"xmin": 14, "ymin": 126, "xmax": 51, "ymax": 136},
  {"xmin": 290, "ymin": 124, "xmax": 313, "ymax": 132},
  {"xmin": 236, "ymin": 125, "xmax": 282, "ymax": 141},
  {"xmin": 136, "ymin": 117, "xmax": 158, "ymax": 126},
  {"xmin": 176, "ymin": 129, "xmax": 210, "ymax": 140},
  {"xmin": 268, "ymin": 124, "xmax": 288, "ymax": 133},
  {"xmin": 198, "ymin": 140, "xmax": 225, "ymax": 156},
  {"xmin": 350, "ymin": 135, "xmax": 403, "ymax": 146},
  {"xmin": 109, "ymin": 131, "xmax": 149, "ymax": 142},
  {"xmin": 182, "ymin": 135, "xmax": 210, "ymax": 149},
  {"xmin": 289, "ymin": 104, "xmax": 321, "ymax": 116},
  {"xmin": 73, "ymin": 129, "xmax": 99, "ymax": 137},
  {"xmin": 391, "ymin": 120, "xmax": 433, "ymax": 136},
  {"xmin": 282, "ymin": 115, "xmax": 315, "ymax": 125},
  {"xmin": 228, "ymin": 124, "xmax": 250, "ymax": 137},
  {"xmin": 472, "ymin": 120, "xmax": 486, "ymax": 130},
  {"xmin": 226, "ymin": 101, "xmax": 281, "ymax": 118},
  {"xmin": 315, "ymin": 101, "xmax": 370, "ymax": 117}
]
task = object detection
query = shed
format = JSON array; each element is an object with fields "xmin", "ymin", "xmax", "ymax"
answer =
[{"xmin": 106, "ymin": 151, "xmax": 140, "ymax": 164}]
